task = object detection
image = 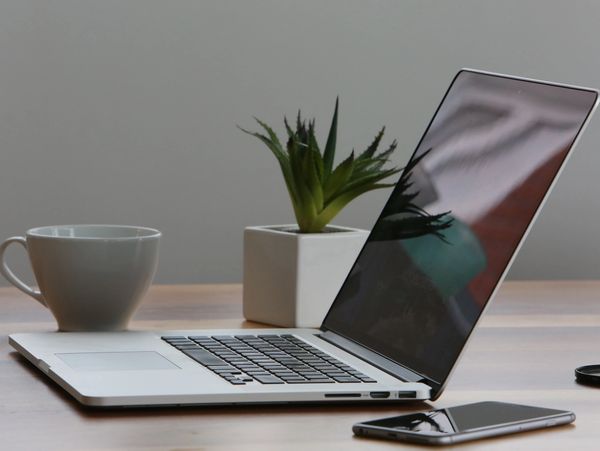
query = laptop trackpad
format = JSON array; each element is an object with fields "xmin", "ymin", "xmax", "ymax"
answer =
[{"xmin": 56, "ymin": 351, "xmax": 179, "ymax": 371}]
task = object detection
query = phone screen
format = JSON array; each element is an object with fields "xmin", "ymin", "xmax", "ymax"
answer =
[{"xmin": 361, "ymin": 402, "xmax": 568, "ymax": 435}]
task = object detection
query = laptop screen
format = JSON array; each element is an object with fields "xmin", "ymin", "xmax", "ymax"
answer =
[{"xmin": 322, "ymin": 70, "xmax": 597, "ymax": 385}]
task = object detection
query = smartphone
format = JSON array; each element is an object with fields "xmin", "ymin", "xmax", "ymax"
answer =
[{"xmin": 353, "ymin": 401, "xmax": 575, "ymax": 445}]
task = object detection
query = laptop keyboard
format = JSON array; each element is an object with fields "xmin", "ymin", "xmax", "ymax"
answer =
[{"xmin": 161, "ymin": 334, "xmax": 377, "ymax": 385}]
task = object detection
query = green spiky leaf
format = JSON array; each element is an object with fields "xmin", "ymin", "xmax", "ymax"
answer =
[
  {"xmin": 322, "ymin": 97, "xmax": 338, "ymax": 180},
  {"xmin": 323, "ymin": 151, "xmax": 355, "ymax": 203}
]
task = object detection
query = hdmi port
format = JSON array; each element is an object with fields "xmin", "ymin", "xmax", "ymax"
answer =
[{"xmin": 370, "ymin": 391, "xmax": 390, "ymax": 399}]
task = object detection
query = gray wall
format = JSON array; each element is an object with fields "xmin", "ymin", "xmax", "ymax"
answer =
[{"xmin": 1, "ymin": 0, "xmax": 599, "ymax": 285}]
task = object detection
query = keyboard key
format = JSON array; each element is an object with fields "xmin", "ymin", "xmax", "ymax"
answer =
[
  {"xmin": 236, "ymin": 365, "xmax": 262, "ymax": 370},
  {"xmin": 254, "ymin": 375, "xmax": 284, "ymax": 384},
  {"xmin": 263, "ymin": 366, "xmax": 289, "ymax": 372},
  {"xmin": 202, "ymin": 345, "xmax": 229, "ymax": 352},
  {"xmin": 332, "ymin": 376, "xmax": 361, "ymax": 383},
  {"xmin": 349, "ymin": 372, "xmax": 368, "ymax": 378},
  {"xmin": 212, "ymin": 335, "xmax": 238, "ymax": 341},
  {"xmin": 245, "ymin": 370, "xmax": 272, "ymax": 376},
  {"xmin": 271, "ymin": 371, "xmax": 297, "ymax": 377},
  {"xmin": 297, "ymin": 371, "xmax": 322, "ymax": 376},
  {"xmin": 214, "ymin": 369, "xmax": 242, "ymax": 375},
  {"xmin": 358, "ymin": 377, "xmax": 377, "ymax": 383},
  {"xmin": 252, "ymin": 359, "xmax": 276, "ymax": 364},
  {"xmin": 190, "ymin": 337, "xmax": 217, "ymax": 344},
  {"xmin": 279, "ymin": 375, "xmax": 307, "ymax": 381},
  {"xmin": 322, "ymin": 371, "xmax": 347, "ymax": 377},
  {"xmin": 304, "ymin": 374, "xmax": 330, "ymax": 379},
  {"xmin": 207, "ymin": 365, "xmax": 236, "ymax": 371},
  {"xmin": 279, "ymin": 359, "xmax": 302, "ymax": 364},
  {"xmin": 287, "ymin": 365, "xmax": 312, "ymax": 371},
  {"xmin": 182, "ymin": 349, "xmax": 228, "ymax": 367}
]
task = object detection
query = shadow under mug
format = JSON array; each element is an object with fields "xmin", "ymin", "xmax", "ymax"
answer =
[{"xmin": 0, "ymin": 225, "xmax": 161, "ymax": 331}]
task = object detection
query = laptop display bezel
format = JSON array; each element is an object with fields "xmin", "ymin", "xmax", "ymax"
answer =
[{"xmin": 319, "ymin": 69, "xmax": 599, "ymax": 400}]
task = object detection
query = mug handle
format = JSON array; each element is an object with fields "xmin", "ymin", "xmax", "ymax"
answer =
[{"xmin": 0, "ymin": 237, "xmax": 46, "ymax": 306}]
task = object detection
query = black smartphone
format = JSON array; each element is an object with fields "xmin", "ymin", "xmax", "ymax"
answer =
[{"xmin": 353, "ymin": 401, "xmax": 574, "ymax": 445}]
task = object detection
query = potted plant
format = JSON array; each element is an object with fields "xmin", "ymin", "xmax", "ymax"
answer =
[{"xmin": 239, "ymin": 99, "xmax": 401, "ymax": 327}]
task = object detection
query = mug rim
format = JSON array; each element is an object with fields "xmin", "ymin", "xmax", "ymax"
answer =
[{"xmin": 26, "ymin": 224, "xmax": 162, "ymax": 240}]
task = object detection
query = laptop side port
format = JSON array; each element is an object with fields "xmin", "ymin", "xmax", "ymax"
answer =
[
  {"xmin": 396, "ymin": 391, "xmax": 417, "ymax": 399},
  {"xmin": 369, "ymin": 391, "xmax": 390, "ymax": 399},
  {"xmin": 324, "ymin": 393, "xmax": 362, "ymax": 398}
]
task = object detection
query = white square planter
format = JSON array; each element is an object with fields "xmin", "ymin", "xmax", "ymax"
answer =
[{"xmin": 243, "ymin": 225, "xmax": 369, "ymax": 328}]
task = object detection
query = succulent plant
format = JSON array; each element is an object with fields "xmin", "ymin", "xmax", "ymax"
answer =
[{"xmin": 239, "ymin": 98, "xmax": 402, "ymax": 233}]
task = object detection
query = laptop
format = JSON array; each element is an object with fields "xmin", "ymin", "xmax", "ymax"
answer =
[{"xmin": 9, "ymin": 69, "xmax": 598, "ymax": 407}]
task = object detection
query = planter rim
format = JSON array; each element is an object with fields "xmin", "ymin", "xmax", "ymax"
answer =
[{"xmin": 245, "ymin": 224, "xmax": 368, "ymax": 237}]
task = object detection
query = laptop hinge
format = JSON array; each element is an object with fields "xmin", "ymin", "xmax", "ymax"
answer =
[{"xmin": 317, "ymin": 330, "xmax": 431, "ymax": 386}]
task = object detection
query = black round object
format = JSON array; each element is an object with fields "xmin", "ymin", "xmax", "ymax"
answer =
[{"xmin": 575, "ymin": 365, "xmax": 600, "ymax": 386}]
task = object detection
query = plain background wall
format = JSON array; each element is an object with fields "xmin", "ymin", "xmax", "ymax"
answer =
[{"xmin": 1, "ymin": 0, "xmax": 599, "ymax": 285}]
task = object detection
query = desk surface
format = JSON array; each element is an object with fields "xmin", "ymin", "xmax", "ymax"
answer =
[{"xmin": 2, "ymin": 281, "xmax": 600, "ymax": 450}]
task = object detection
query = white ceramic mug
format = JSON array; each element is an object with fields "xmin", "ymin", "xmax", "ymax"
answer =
[{"xmin": 0, "ymin": 225, "xmax": 161, "ymax": 331}]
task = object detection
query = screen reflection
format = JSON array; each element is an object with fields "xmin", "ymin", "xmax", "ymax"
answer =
[
  {"xmin": 324, "ymin": 71, "xmax": 597, "ymax": 383},
  {"xmin": 368, "ymin": 410, "xmax": 455, "ymax": 434},
  {"xmin": 363, "ymin": 402, "xmax": 565, "ymax": 433}
]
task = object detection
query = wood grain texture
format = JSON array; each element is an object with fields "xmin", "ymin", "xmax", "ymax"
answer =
[{"xmin": 2, "ymin": 281, "xmax": 600, "ymax": 450}]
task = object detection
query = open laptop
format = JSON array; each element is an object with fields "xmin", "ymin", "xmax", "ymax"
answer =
[{"xmin": 9, "ymin": 69, "xmax": 598, "ymax": 407}]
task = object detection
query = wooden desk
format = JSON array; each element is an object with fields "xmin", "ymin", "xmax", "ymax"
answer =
[{"xmin": 2, "ymin": 281, "xmax": 600, "ymax": 450}]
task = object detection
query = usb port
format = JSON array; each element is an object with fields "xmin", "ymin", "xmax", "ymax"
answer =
[
  {"xmin": 397, "ymin": 391, "xmax": 417, "ymax": 399},
  {"xmin": 369, "ymin": 391, "xmax": 390, "ymax": 399}
]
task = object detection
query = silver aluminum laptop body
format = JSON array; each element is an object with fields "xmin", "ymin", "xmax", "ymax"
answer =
[
  {"xmin": 9, "ymin": 70, "xmax": 598, "ymax": 407},
  {"xmin": 10, "ymin": 329, "xmax": 431, "ymax": 406}
]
